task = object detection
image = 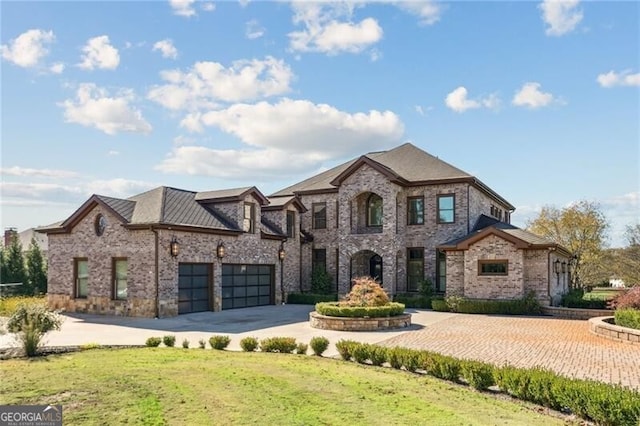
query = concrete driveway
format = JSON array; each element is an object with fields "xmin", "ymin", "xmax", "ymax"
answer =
[{"xmin": 2, "ymin": 305, "xmax": 637, "ymax": 390}]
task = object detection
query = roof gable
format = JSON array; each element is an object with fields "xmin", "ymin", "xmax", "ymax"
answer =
[
  {"xmin": 195, "ymin": 186, "xmax": 269, "ymax": 205},
  {"xmin": 329, "ymin": 155, "xmax": 408, "ymax": 186},
  {"xmin": 263, "ymin": 195, "xmax": 308, "ymax": 213}
]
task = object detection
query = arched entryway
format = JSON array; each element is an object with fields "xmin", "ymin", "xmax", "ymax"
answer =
[{"xmin": 350, "ymin": 250, "xmax": 383, "ymax": 285}]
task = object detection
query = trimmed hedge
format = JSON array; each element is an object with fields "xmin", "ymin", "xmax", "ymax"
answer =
[
  {"xmin": 240, "ymin": 337, "xmax": 259, "ymax": 352},
  {"xmin": 334, "ymin": 340, "xmax": 640, "ymax": 425},
  {"xmin": 394, "ymin": 293, "xmax": 431, "ymax": 309},
  {"xmin": 315, "ymin": 302, "xmax": 405, "ymax": 318},
  {"xmin": 431, "ymin": 299, "xmax": 448, "ymax": 312},
  {"xmin": 615, "ymin": 309, "xmax": 640, "ymax": 330},
  {"xmin": 309, "ymin": 336, "xmax": 330, "ymax": 356},
  {"xmin": 259, "ymin": 337, "xmax": 297, "ymax": 353},
  {"xmin": 287, "ymin": 293, "xmax": 338, "ymax": 304},
  {"xmin": 209, "ymin": 335, "xmax": 231, "ymax": 350},
  {"xmin": 561, "ymin": 289, "xmax": 608, "ymax": 310},
  {"xmin": 145, "ymin": 337, "xmax": 161, "ymax": 347}
]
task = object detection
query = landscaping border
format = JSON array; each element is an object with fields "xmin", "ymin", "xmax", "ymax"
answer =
[
  {"xmin": 541, "ymin": 306, "xmax": 614, "ymax": 320},
  {"xmin": 309, "ymin": 311, "xmax": 411, "ymax": 331},
  {"xmin": 588, "ymin": 316, "xmax": 640, "ymax": 345}
]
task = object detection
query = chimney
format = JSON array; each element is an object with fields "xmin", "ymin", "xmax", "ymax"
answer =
[{"xmin": 4, "ymin": 228, "xmax": 17, "ymax": 246}]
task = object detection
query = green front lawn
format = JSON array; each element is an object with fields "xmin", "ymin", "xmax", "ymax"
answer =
[{"xmin": 0, "ymin": 348, "xmax": 565, "ymax": 425}]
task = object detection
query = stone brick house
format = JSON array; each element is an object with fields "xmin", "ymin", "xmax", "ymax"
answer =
[{"xmin": 39, "ymin": 143, "xmax": 570, "ymax": 317}]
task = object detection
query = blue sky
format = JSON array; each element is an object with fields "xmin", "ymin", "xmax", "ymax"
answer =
[{"xmin": 1, "ymin": 0, "xmax": 638, "ymax": 247}]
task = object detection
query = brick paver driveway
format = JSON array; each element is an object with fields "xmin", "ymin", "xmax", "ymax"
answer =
[{"xmin": 378, "ymin": 313, "xmax": 640, "ymax": 390}]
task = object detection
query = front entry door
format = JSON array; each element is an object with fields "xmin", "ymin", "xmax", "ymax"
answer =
[{"xmin": 369, "ymin": 255, "xmax": 383, "ymax": 283}]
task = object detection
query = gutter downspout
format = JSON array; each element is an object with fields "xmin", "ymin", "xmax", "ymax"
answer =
[
  {"xmin": 152, "ymin": 226, "xmax": 160, "ymax": 318},
  {"xmin": 466, "ymin": 185, "xmax": 470, "ymax": 234}
]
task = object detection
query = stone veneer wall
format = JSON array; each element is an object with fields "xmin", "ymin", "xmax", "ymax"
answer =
[
  {"xmin": 463, "ymin": 235, "xmax": 524, "ymax": 299},
  {"xmin": 445, "ymin": 251, "xmax": 465, "ymax": 296},
  {"xmin": 47, "ymin": 204, "xmax": 156, "ymax": 317}
]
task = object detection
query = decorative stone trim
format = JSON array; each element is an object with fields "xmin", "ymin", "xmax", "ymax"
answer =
[
  {"xmin": 309, "ymin": 311, "xmax": 411, "ymax": 331},
  {"xmin": 588, "ymin": 316, "xmax": 640, "ymax": 345},
  {"xmin": 541, "ymin": 306, "xmax": 614, "ymax": 321}
]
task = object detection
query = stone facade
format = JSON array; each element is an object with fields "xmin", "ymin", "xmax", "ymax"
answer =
[{"xmin": 298, "ymin": 165, "xmax": 512, "ymax": 297}]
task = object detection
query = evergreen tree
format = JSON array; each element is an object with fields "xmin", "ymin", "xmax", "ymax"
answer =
[
  {"xmin": 3, "ymin": 234, "xmax": 26, "ymax": 294},
  {"xmin": 26, "ymin": 237, "xmax": 47, "ymax": 295}
]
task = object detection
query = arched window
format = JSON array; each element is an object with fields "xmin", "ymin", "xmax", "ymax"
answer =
[{"xmin": 367, "ymin": 193, "xmax": 383, "ymax": 227}]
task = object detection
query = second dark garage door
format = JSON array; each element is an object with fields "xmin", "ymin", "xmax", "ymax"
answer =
[
  {"xmin": 221, "ymin": 264, "xmax": 274, "ymax": 310},
  {"xmin": 178, "ymin": 263, "xmax": 211, "ymax": 314}
]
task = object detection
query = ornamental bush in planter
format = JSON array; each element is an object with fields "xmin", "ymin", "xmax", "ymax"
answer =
[{"xmin": 315, "ymin": 277, "xmax": 405, "ymax": 318}]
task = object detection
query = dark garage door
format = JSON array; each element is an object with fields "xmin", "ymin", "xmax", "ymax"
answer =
[
  {"xmin": 221, "ymin": 264, "xmax": 274, "ymax": 310},
  {"xmin": 178, "ymin": 263, "xmax": 211, "ymax": 314}
]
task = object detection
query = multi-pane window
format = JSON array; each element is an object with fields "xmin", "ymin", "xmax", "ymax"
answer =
[
  {"xmin": 407, "ymin": 197, "xmax": 424, "ymax": 225},
  {"xmin": 243, "ymin": 203, "xmax": 255, "ymax": 233},
  {"xmin": 437, "ymin": 194, "xmax": 455, "ymax": 223},
  {"xmin": 367, "ymin": 194, "xmax": 383, "ymax": 227},
  {"xmin": 478, "ymin": 260, "xmax": 508, "ymax": 276},
  {"xmin": 75, "ymin": 258, "xmax": 88, "ymax": 298},
  {"xmin": 113, "ymin": 258, "xmax": 128, "ymax": 300},
  {"xmin": 312, "ymin": 248, "xmax": 327, "ymax": 273},
  {"xmin": 312, "ymin": 203, "xmax": 327, "ymax": 229},
  {"xmin": 407, "ymin": 248, "xmax": 424, "ymax": 292},
  {"xmin": 286, "ymin": 211, "xmax": 295, "ymax": 238},
  {"xmin": 437, "ymin": 251, "xmax": 447, "ymax": 293}
]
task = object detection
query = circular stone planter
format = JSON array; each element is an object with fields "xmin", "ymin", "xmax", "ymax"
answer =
[
  {"xmin": 588, "ymin": 316, "xmax": 640, "ymax": 344},
  {"xmin": 309, "ymin": 311, "xmax": 412, "ymax": 331}
]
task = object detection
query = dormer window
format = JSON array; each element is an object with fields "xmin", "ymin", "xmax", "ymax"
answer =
[
  {"xmin": 243, "ymin": 202, "xmax": 255, "ymax": 233},
  {"xmin": 367, "ymin": 194, "xmax": 383, "ymax": 227}
]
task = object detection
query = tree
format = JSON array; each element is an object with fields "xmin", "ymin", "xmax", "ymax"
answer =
[
  {"xmin": 608, "ymin": 224, "xmax": 640, "ymax": 287},
  {"xmin": 25, "ymin": 237, "xmax": 47, "ymax": 295},
  {"xmin": 526, "ymin": 200, "xmax": 609, "ymax": 289},
  {"xmin": 2, "ymin": 234, "xmax": 26, "ymax": 294}
]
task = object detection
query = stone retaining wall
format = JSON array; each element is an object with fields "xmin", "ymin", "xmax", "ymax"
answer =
[
  {"xmin": 541, "ymin": 306, "xmax": 614, "ymax": 320},
  {"xmin": 588, "ymin": 316, "xmax": 640, "ymax": 344},
  {"xmin": 309, "ymin": 311, "xmax": 411, "ymax": 331}
]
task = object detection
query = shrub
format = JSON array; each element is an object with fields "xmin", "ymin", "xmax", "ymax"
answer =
[
  {"xmin": 0, "ymin": 296, "xmax": 46, "ymax": 317},
  {"xmin": 335, "ymin": 339, "xmax": 357, "ymax": 361},
  {"xmin": 181, "ymin": 339, "xmax": 189, "ymax": 349},
  {"xmin": 315, "ymin": 302, "xmax": 405, "ymax": 318},
  {"xmin": 341, "ymin": 276, "xmax": 390, "ymax": 307},
  {"xmin": 145, "ymin": 337, "xmax": 162, "ymax": 347},
  {"xmin": 287, "ymin": 293, "xmax": 338, "ymax": 304},
  {"xmin": 615, "ymin": 309, "xmax": 640, "ymax": 330},
  {"xmin": 562, "ymin": 289, "xmax": 608, "ymax": 309},
  {"xmin": 399, "ymin": 348, "xmax": 421, "ymax": 373},
  {"xmin": 259, "ymin": 337, "xmax": 297, "ymax": 353},
  {"xmin": 425, "ymin": 353, "xmax": 461, "ymax": 381},
  {"xmin": 309, "ymin": 336, "xmax": 330, "ymax": 356},
  {"xmin": 352, "ymin": 344, "xmax": 370, "ymax": 364},
  {"xmin": 369, "ymin": 346, "xmax": 387, "ymax": 366},
  {"xmin": 209, "ymin": 335, "xmax": 231, "ymax": 350},
  {"xmin": 310, "ymin": 266, "xmax": 333, "ymax": 295},
  {"xmin": 438, "ymin": 292, "xmax": 541, "ymax": 315},
  {"xmin": 7, "ymin": 303, "xmax": 62, "ymax": 356},
  {"xmin": 610, "ymin": 287, "xmax": 640, "ymax": 310},
  {"xmin": 163, "ymin": 335, "xmax": 176, "ymax": 347},
  {"xmin": 386, "ymin": 347, "xmax": 403, "ymax": 369},
  {"xmin": 394, "ymin": 293, "xmax": 431, "ymax": 308},
  {"xmin": 239, "ymin": 336, "xmax": 259, "ymax": 352},
  {"xmin": 431, "ymin": 299, "xmax": 449, "ymax": 312},
  {"xmin": 461, "ymin": 360, "xmax": 495, "ymax": 391},
  {"xmin": 198, "ymin": 339, "xmax": 206, "ymax": 349},
  {"xmin": 296, "ymin": 342, "xmax": 308, "ymax": 355},
  {"xmin": 80, "ymin": 342, "xmax": 101, "ymax": 350}
]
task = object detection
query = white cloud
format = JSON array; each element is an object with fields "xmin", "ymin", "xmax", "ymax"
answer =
[
  {"xmin": 59, "ymin": 83, "xmax": 152, "ymax": 135},
  {"xmin": 445, "ymin": 87, "xmax": 500, "ymax": 113},
  {"xmin": 246, "ymin": 19, "xmax": 265, "ymax": 40},
  {"xmin": 1, "ymin": 29, "xmax": 55, "ymax": 68},
  {"xmin": 159, "ymin": 98, "xmax": 404, "ymax": 177},
  {"xmin": 369, "ymin": 48, "xmax": 382, "ymax": 62},
  {"xmin": 147, "ymin": 56, "xmax": 294, "ymax": 110},
  {"xmin": 0, "ymin": 166, "xmax": 79, "ymax": 179},
  {"xmin": 78, "ymin": 35, "xmax": 120, "ymax": 70},
  {"xmin": 239, "ymin": 0, "xmax": 250, "ymax": 7},
  {"xmin": 50, "ymin": 62, "xmax": 65, "ymax": 74},
  {"xmin": 396, "ymin": 1, "xmax": 443, "ymax": 26},
  {"xmin": 597, "ymin": 70, "xmax": 640, "ymax": 88},
  {"xmin": 289, "ymin": 3, "xmax": 383, "ymax": 55},
  {"xmin": 107, "ymin": 150, "xmax": 120, "ymax": 156},
  {"xmin": 0, "ymin": 182, "xmax": 83, "ymax": 202},
  {"xmin": 152, "ymin": 39, "xmax": 178, "ymax": 59},
  {"xmin": 188, "ymin": 98, "xmax": 403, "ymax": 150},
  {"xmin": 415, "ymin": 105, "xmax": 425, "ymax": 116},
  {"xmin": 512, "ymin": 82, "xmax": 557, "ymax": 109},
  {"xmin": 539, "ymin": 0, "xmax": 583, "ymax": 36},
  {"xmin": 84, "ymin": 178, "xmax": 156, "ymax": 198},
  {"xmin": 201, "ymin": 2, "xmax": 215, "ymax": 12},
  {"xmin": 169, "ymin": 0, "xmax": 196, "ymax": 17}
]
